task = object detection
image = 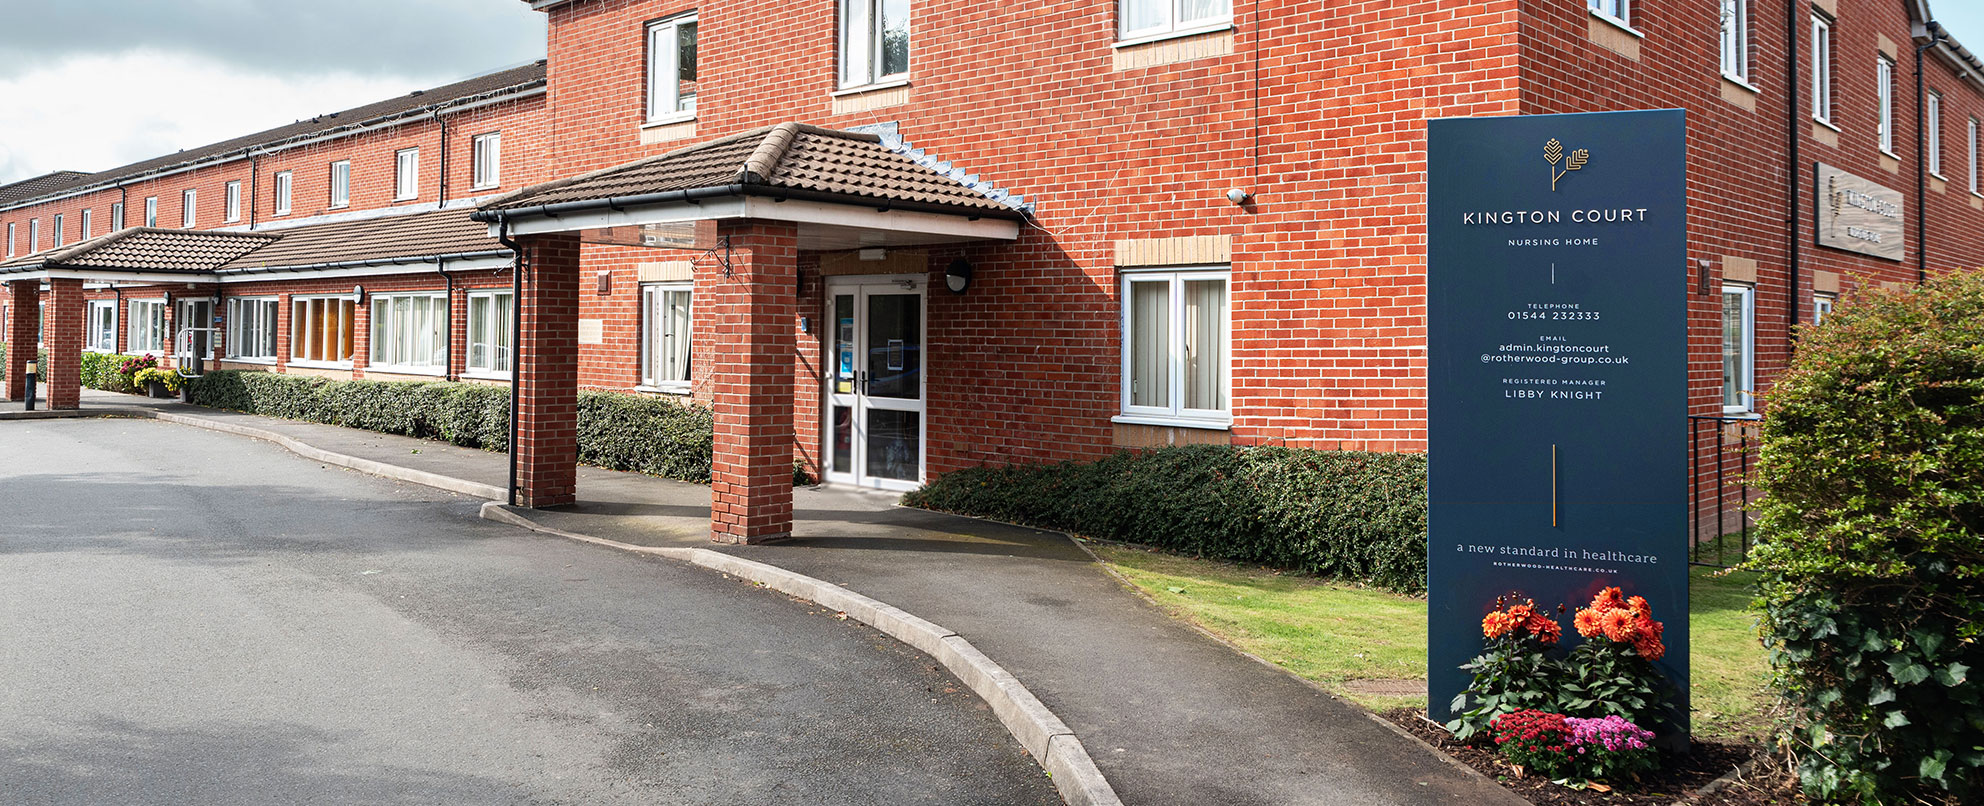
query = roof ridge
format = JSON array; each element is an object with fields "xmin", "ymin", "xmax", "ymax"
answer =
[{"xmin": 740, "ymin": 123, "xmax": 804, "ymax": 185}]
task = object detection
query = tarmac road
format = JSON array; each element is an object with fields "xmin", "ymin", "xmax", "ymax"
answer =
[{"xmin": 0, "ymin": 417, "xmax": 1060, "ymax": 806}]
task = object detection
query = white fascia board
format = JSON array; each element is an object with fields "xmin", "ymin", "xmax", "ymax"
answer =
[
  {"xmin": 495, "ymin": 197, "xmax": 751, "ymax": 237},
  {"xmin": 217, "ymin": 255, "xmax": 512, "ymax": 283},
  {"xmin": 33, "ymin": 270, "xmax": 217, "ymax": 284},
  {"xmin": 492, "ymin": 197, "xmax": 1019, "ymax": 242}
]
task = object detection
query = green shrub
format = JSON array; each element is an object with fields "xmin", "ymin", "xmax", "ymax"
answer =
[
  {"xmin": 81, "ymin": 352, "xmax": 139, "ymax": 393},
  {"xmin": 903, "ymin": 445, "xmax": 1429, "ymax": 592},
  {"xmin": 186, "ymin": 371, "xmax": 712, "ymax": 483},
  {"xmin": 1747, "ymin": 272, "xmax": 1984, "ymax": 805}
]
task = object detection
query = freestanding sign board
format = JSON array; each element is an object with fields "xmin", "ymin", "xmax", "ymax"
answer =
[{"xmin": 1426, "ymin": 110, "xmax": 1689, "ymax": 734}]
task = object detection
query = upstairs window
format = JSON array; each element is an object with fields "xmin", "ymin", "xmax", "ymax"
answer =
[
  {"xmin": 1120, "ymin": 268, "xmax": 1230, "ymax": 425},
  {"xmin": 1589, "ymin": 0, "xmax": 1629, "ymax": 27},
  {"xmin": 80, "ymin": 208, "xmax": 92, "ymax": 240},
  {"xmin": 112, "ymin": 202, "xmax": 124, "ymax": 231},
  {"xmin": 1719, "ymin": 0, "xmax": 1749, "ymax": 82},
  {"xmin": 329, "ymin": 160, "xmax": 351, "ymax": 208},
  {"xmin": 647, "ymin": 14, "xmax": 699, "ymax": 121},
  {"xmin": 1120, "ymin": 0, "xmax": 1231, "ymax": 42},
  {"xmin": 472, "ymin": 133, "xmax": 501, "ymax": 189},
  {"xmin": 1929, "ymin": 91, "xmax": 1944, "ymax": 177},
  {"xmin": 1973, "ymin": 117, "xmax": 1982, "ymax": 195},
  {"xmin": 226, "ymin": 180, "xmax": 242, "ymax": 222},
  {"xmin": 144, "ymin": 196, "xmax": 158, "ymax": 227},
  {"xmin": 52, "ymin": 214, "xmax": 64, "ymax": 247},
  {"xmin": 1877, "ymin": 56, "xmax": 1895, "ymax": 155},
  {"xmin": 1811, "ymin": 15, "xmax": 1834, "ymax": 126},
  {"xmin": 274, "ymin": 171, "xmax": 293, "ymax": 216},
  {"xmin": 29, "ymin": 218, "xmax": 39, "ymax": 253},
  {"xmin": 182, "ymin": 189, "xmax": 197, "ymax": 228},
  {"xmin": 840, "ymin": 0, "xmax": 908, "ymax": 89},
  {"xmin": 395, "ymin": 148, "xmax": 419, "ymax": 201},
  {"xmin": 5, "ymin": 222, "xmax": 13, "ymax": 257}
]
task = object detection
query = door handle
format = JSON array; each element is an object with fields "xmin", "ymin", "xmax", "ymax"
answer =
[{"xmin": 858, "ymin": 370, "xmax": 867, "ymax": 395}]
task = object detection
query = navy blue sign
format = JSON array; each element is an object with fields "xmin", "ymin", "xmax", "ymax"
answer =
[{"xmin": 1426, "ymin": 111, "xmax": 1688, "ymax": 733}]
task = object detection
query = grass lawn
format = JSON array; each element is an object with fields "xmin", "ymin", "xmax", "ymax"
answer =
[{"xmin": 1090, "ymin": 542, "xmax": 1774, "ymax": 742}]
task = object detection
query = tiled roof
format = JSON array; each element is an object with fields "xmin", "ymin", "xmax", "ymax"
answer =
[
  {"xmin": 480, "ymin": 123, "xmax": 1026, "ymax": 219},
  {"xmin": 0, "ymin": 171, "xmax": 93, "ymax": 206},
  {"xmin": 3, "ymin": 62, "xmax": 546, "ymax": 208},
  {"xmin": 220, "ymin": 209, "xmax": 504, "ymax": 272},
  {"xmin": 0, "ymin": 228, "xmax": 278, "ymax": 274}
]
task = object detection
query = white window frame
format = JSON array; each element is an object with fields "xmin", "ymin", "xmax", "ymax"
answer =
[
  {"xmin": 28, "ymin": 218, "xmax": 39, "ymax": 253},
  {"xmin": 1117, "ymin": 0, "xmax": 1231, "ymax": 44},
  {"xmin": 225, "ymin": 180, "xmax": 242, "ymax": 222},
  {"xmin": 329, "ymin": 160, "xmax": 351, "ymax": 208},
  {"xmin": 639, "ymin": 282, "xmax": 694, "ymax": 392},
  {"xmin": 368, "ymin": 292, "xmax": 450, "ymax": 374},
  {"xmin": 1811, "ymin": 15, "xmax": 1834, "ymax": 126},
  {"xmin": 1813, "ymin": 293, "xmax": 1836, "ymax": 326},
  {"xmin": 1589, "ymin": 0, "xmax": 1630, "ymax": 28},
  {"xmin": 182, "ymin": 189, "xmax": 197, "ymax": 228},
  {"xmin": 52, "ymin": 214, "xmax": 63, "ymax": 247},
  {"xmin": 1928, "ymin": 92, "xmax": 1944, "ymax": 177},
  {"xmin": 471, "ymin": 133, "xmax": 501, "ymax": 190},
  {"xmin": 111, "ymin": 202, "xmax": 124, "ymax": 231},
  {"xmin": 127, "ymin": 298, "xmax": 167, "ymax": 354},
  {"xmin": 1877, "ymin": 56, "xmax": 1896, "ymax": 156},
  {"xmin": 465, "ymin": 289, "xmax": 514, "ymax": 377},
  {"xmin": 144, "ymin": 196, "xmax": 157, "ymax": 227},
  {"xmin": 394, "ymin": 148, "xmax": 419, "ymax": 201},
  {"xmin": 1719, "ymin": 0, "xmax": 1749, "ymax": 82},
  {"xmin": 289, "ymin": 294, "xmax": 359, "ymax": 367},
  {"xmin": 225, "ymin": 297, "xmax": 280, "ymax": 362},
  {"xmin": 1722, "ymin": 283, "xmax": 1756, "ymax": 415},
  {"xmin": 1972, "ymin": 117, "xmax": 1981, "ymax": 196},
  {"xmin": 647, "ymin": 14, "xmax": 699, "ymax": 123},
  {"xmin": 80, "ymin": 208, "xmax": 92, "ymax": 240},
  {"xmin": 839, "ymin": 0, "xmax": 910, "ymax": 89},
  {"xmin": 86, "ymin": 300, "xmax": 118, "ymax": 353},
  {"xmin": 5, "ymin": 222, "xmax": 13, "ymax": 257},
  {"xmin": 274, "ymin": 171, "xmax": 293, "ymax": 216},
  {"xmin": 1117, "ymin": 267, "xmax": 1232, "ymax": 427}
]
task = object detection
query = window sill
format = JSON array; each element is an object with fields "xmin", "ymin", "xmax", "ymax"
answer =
[
  {"xmin": 636, "ymin": 383, "xmax": 692, "ymax": 396},
  {"xmin": 1111, "ymin": 414, "xmax": 1231, "ymax": 431},
  {"xmin": 1720, "ymin": 410, "xmax": 1761, "ymax": 420},
  {"xmin": 1931, "ymin": 171, "xmax": 1948, "ymax": 181},
  {"xmin": 1813, "ymin": 117, "xmax": 1842, "ymax": 133},
  {"xmin": 1720, "ymin": 73, "xmax": 1759, "ymax": 94},
  {"xmin": 1588, "ymin": 9, "xmax": 1642, "ymax": 38},
  {"xmin": 832, "ymin": 78, "xmax": 911, "ymax": 98},
  {"xmin": 470, "ymin": 184, "xmax": 500, "ymax": 192},
  {"xmin": 1113, "ymin": 22, "xmax": 1233, "ymax": 50},
  {"xmin": 328, "ymin": 204, "xmax": 349, "ymax": 210},
  {"xmin": 367, "ymin": 365, "xmax": 446, "ymax": 377},
  {"xmin": 643, "ymin": 114, "xmax": 697, "ymax": 128},
  {"xmin": 288, "ymin": 359, "xmax": 353, "ymax": 370},
  {"xmin": 462, "ymin": 370, "xmax": 512, "ymax": 382},
  {"xmin": 392, "ymin": 196, "xmax": 418, "ymax": 203},
  {"xmin": 224, "ymin": 357, "xmax": 277, "ymax": 365}
]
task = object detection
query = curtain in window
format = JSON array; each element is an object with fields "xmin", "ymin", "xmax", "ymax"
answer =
[
  {"xmin": 1178, "ymin": 0, "xmax": 1227, "ymax": 25},
  {"xmin": 1183, "ymin": 278, "xmax": 1226, "ymax": 411},
  {"xmin": 1721, "ymin": 291, "xmax": 1745, "ymax": 408},
  {"xmin": 1129, "ymin": 280, "xmax": 1170, "ymax": 408}
]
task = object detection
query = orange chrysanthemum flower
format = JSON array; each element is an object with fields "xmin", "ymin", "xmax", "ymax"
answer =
[
  {"xmin": 1574, "ymin": 608, "xmax": 1604, "ymax": 638},
  {"xmin": 1600, "ymin": 608, "xmax": 1638, "ymax": 642},
  {"xmin": 1482, "ymin": 610, "xmax": 1518, "ymax": 639}
]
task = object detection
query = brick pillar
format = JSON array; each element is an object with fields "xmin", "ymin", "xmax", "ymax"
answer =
[
  {"xmin": 5, "ymin": 282, "xmax": 36, "ymax": 400},
  {"xmin": 514, "ymin": 232, "xmax": 581, "ymax": 508},
  {"xmin": 709, "ymin": 221, "xmax": 797, "ymax": 544},
  {"xmin": 44, "ymin": 278, "xmax": 84, "ymax": 410}
]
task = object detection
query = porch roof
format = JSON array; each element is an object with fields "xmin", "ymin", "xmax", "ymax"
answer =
[{"xmin": 0, "ymin": 228, "xmax": 277, "ymax": 278}]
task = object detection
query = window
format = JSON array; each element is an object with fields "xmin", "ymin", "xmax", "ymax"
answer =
[
  {"xmin": 1972, "ymin": 117, "xmax": 1980, "ymax": 195},
  {"xmin": 1120, "ymin": 268, "xmax": 1230, "ymax": 424},
  {"xmin": 369, "ymin": 293, "xmax": 449, "ymax": 371},
  {"xmin": 466, "ymin": 290, "xmax": 514, "ymax": 376},
  {"xmin": 1928, "ymin": 92, "xmax": 1944, "ymax": 177},
  {"xmin": 290, "ymin": 296, "xmax": 357, "ymax": 364},
  {"xmin": 127, "ymin": 299, "xmax": 166, "ymax": 354},
  {"xmin": 640, "ymin": 283, "xmax": 692, "ymax": 390},
  {"xmin": 394, "ymin": 148, "xmax": 419, "ymax": 201},
  {"xmin": 29, "ymin": 218, "xmax": 39, "ymax": 253},
  {"xmin": 1811, "ymin": 15, "xmax": 1833, "ymax": 125},
  {"xmin": 471, "ymin": 133, "xmax": 501, "ymax": 189},
  {"xmin": 329, "ymin": 160, "xmax": 351, "ymax": 208},
  {"xmin": 80, "ymin": 209, "xmax": 92, "ymax": 240},
  {"xmin": 1813, "ymin": 294, "xmax": 1836, "ymax": 326},
  {"xmin": 182, "ymin": 189, "xmax": 197, "ymax": 228},
  {"xmin": 647, "ymin": 14, "xmax": 699, "ymax": 121},
  {"xmin": 1877, "ymin": 57, "xmax": 1895, "ymax": 154},
  {"xmin": 225, "ymin": 181, "xmax": 242, "ymax": 222},
  {"xmin": 1589, "ymin": 0, "xmax": 1629, "ymax": 26},
  {"xmin": 86, "ymin": 300, "xmax": 117, "ymax": 352},
  {"xmin": 1722, "ymin": 284, "xmax": 1755, "ymax": 414},
  {"xmin": 840, "ymin": 0, "xmax": 909, "ymax": 88},
  {"xmin": 52, "ymin": 214, "xmax": 63, "ymax": 247},
  {"xmin": 5, "ymin": 222, "xmax": 13, "ymax": 257},
  {"xmin": 112, "ymin": 202, "xmax": 124, "ymax": 231},
  {"xmin": 1120, "ymin": 0, "xmax": 1231, "ymax": 42},
  {"xmin": 1720, "ymin": 0, "xmax": 1748, "ymax": 81},
  {"xmin": 226, "ymin": 298, "xmax": 279, "ymax": 360},
  {"xmin": 274, "ymin": 171, "xmax": 293, "ymax": 216},
  {"xmin": 145, "ymin": 196, "xmax": 158, "ymax": 227}
]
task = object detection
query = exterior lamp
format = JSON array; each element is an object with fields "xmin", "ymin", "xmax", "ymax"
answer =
[
  {"xmin": 352, "ymin": 284, "xmax": 366, "ymax": 303},
  {"xmin": 945, "ymin": 258, "xmax": 973, "ymax": 295}
]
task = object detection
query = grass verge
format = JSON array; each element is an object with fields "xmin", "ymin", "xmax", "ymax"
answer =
[{"xmin": 1091, "ymin": 542, "xmax": 1772, "ymax": 742}]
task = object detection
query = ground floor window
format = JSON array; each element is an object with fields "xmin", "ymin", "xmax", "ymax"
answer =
[
  {"xmin": 641, "ymin": 283, "xmax": 692, "ymax": 391},
  {"xmin": 466, "ymin": 290, "xmax": 513, "ymax": 376},
  {"xmin": 227, "ymin": 297, "xmax": 279, "ymax": 360},
  {"xmin": 1812, "ymin": 293, "xmax": 1835, "ymax": 326},
  {"xmin": 127, "ymin": 299, "xmax": 166, "ymax": 354},
  {"xmin": 370, "ymin": 293, "xmax": 448, "ymax": 372},
  {"xmin": 1722, "ymin": 284, "xmax": 1755, "ymax": 414},
  {"xmin": 87, "ymin": 300, "xmax": 117, "ymax": 352},
  {"xmin": 291, "ymin": 296, "xmax": 357, "ymax": 364},
  {"xmin": 1120, "ymin": 268, "xmax": 1230, "ymax": 424}
]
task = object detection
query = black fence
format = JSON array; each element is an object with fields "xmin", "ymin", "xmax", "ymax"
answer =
[{"xmin": 1689, "ymin": 415, "xmax": 1760, "ymax": 568}]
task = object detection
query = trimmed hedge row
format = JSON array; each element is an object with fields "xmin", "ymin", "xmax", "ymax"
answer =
[
  {"xmin": 81, "ymin": 352, "xmax": 137, "ymax": 393},
  {"xmin": 187, "ymin": 370, "xmax": 715, "ymax": 483},
  {"xmin": 903, "ymin": 445, "xmax": 1430, "ymax": 593}
]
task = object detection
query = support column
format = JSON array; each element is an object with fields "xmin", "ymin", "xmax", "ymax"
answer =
[
  {"xmin": 709, "ymin": 221, "xmax": 797, "ymax": 544},
  {"xmin": 513, "ymin": 232, "xmax": 581, "ymax": 508},
  {"xmin": 5, "ymin": 282, "xmax": 36, "ymax": 400},
  {"xmin": 44, "ymin": 278, "xmax": 83, "ymax": 410}
]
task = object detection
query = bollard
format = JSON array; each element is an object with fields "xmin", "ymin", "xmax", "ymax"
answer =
[{"xmin": 23, "ymin": 360, "xmax": 36, "ymax": 411}]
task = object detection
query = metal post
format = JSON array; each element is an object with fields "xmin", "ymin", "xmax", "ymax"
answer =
[{"xmin": 23, "ymin": 361, "xmax": 36, "ymax": 411}]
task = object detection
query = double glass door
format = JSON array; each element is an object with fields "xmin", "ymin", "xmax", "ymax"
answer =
[
  {"xmin": 824, "ymin": 277, "xmax": 924, "ymax": 490},
  {"xmin": 176, "ymin": 298, "xmax": 215, "ymax": 368}
]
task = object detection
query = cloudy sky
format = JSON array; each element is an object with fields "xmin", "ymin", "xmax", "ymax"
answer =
[{"xmin": 0, "ymin": 1, "xmax": 545, "ymax": 184}]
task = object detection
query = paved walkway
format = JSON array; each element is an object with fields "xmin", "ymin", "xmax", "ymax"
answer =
[{"xmin": 8, "ymin": 389, "xmax": 1522, "ymax": 806}]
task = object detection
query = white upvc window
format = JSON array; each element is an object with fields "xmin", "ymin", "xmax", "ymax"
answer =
[
  {"xmin": 647, "ymin": 14, "xmax": 699, "ymax": 122},
  {"xmin": 5, "ymin": 222, "xmax": 13, "ymax": 257},
  {"xmin": 144, "ymin": 196, "xmax": 158, "ymax": 227},
  {"xmin": 80, "ymin": 209, "xmax": 92, "ymax": 240},
  {"xmin": 1119, "ymin": 0, "xmax": 1231, "ymax": 43},
  {"xmin": 839, "ymin": 0, "xmax": 909, "ymax": 89},
  {"xmin": 52, "ymin": 214, "xmax": 63, "ymax": 247},
  {"xmin": 225, "ymin": 180, "xmax": 242, "ymax": 222},
  {"xmin": 111, "ymin": 202, "xmax": 124, "ymax": 231},
  {"xmin": 329, "ymin": 160, "xmax": 351, "ymax": 208},
  {"xmin": 1722, "ymin": 284, "xmax": 1755, "ymax": 415},
  {"xmin": 182, "ymin": 189, "xmax": 197, "ymax": 228},
  {"xmin": 29, "ymin": 218, "xmax": 39, "ymax": 253},
  {"xmin": 1589, "ymin": 0, "xmax": 1629, "ymax": 27},
  {"xmin": 466, "ymin": 289, "xmax": 514, "ymax": 376},
  {"xmin": 1813, "ymin": 293, "xmax": 1836, "ymax": 326},
  {"xmin": 1120, "ymin": 268, "xmax": 1230, "ymax": 426},
  {"xmin": 86, "ymin": 300, "xmax": 117, "ymax": 352},
  {"xmin": 274, "ymin": 171, "xmax": 293, "ymax": 216},
  {"xmin": 369, "ymin": 293, "xmax": 449, "ymax": 372},
  {"xmin": 225, "ymin": 297, "xmax": 280, "ymax": 360},
  {"xmin": 1720, "ymin": 0, "xmax": 1749, "ymax": 82},
  {"xmin": 1972, "ymin": 117, "xmax": 1981, "ymax": 195},
  {"xmin": 127, "ymin": 299, "xmax": 166, "ymax": 354},
  {"xmin": 640, "ymin": 282, "xmax": 693, "ymax": 391},
  {"xmin": 1928, "ymin": 92, "xmax": 1944, "ymax": 177},
  {"xmin": 1877, "ymin": 57, "xmax": 1896, "ymax": 155},
  {"xmin": 290, "ymin": 295, "xmax": 358, "ymax": 365},
  {"xmin": 471, "ymin": 133, "xmax": 501, "ymax": 189},
  {"xmin": 394, "ymin": 148, "xmax": 419, "ymax": 201},
  {"xmin": 1811, "ymin": 15, "xmax": 1834, "ymax": 126}
]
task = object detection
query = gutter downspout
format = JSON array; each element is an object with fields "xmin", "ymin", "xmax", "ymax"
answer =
[
  {"xmin": 1787, "ymin": 0, "xmax": 1803, "ymax": 338},
  {"xmin": 1917, "ymin": 22, "xmax": 1948, "ymax": 286},
  {"xmin": 496, "ymin": 217, "xmax": 524, "ymax": 507}
]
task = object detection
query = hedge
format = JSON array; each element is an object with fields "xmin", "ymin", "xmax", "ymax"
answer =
[
  {"xmin": 186, "ymin": 370, "xmax": 715, "ymax": 483},
  {"xmin": 81, "ymin": 352, "xmax": 139, "ymax": 393},
  {"xmin": 902, "ymin": 445, "xmax": 1430, "ymax": 593}
]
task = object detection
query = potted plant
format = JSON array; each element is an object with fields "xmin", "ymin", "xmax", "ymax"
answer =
[
  {"xmin": 118, "ymin": 354, "xmax": 160, "ymax": 394},
  {"xmin": 132, "ymin": 366, "xmax": 182, "ymax": 398}
]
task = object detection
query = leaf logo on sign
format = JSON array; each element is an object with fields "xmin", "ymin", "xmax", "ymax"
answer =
[{"xmin": 1545, "ymin": 138, "xmax": 1590, "ymax": 191}]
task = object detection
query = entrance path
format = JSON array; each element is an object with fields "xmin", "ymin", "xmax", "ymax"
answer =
[{"xmin": 12, "ymin": 390, "xmax": 1523, "ymax": 806}]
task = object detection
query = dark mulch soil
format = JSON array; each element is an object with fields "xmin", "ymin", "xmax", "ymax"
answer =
[{"xmin": 1382, "ymin": 709, "xmax": 1807, "ymax": 805}]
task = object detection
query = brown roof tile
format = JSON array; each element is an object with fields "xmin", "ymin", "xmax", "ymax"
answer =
[
  {"xmin": 220, "ymin": 209, "xmax": 504, "ymax": 272},
  {"xmin": 0, "ymin": 228, "xmax": 278, "ymax": 274},
  {"xmin": 0, "ymin": 171, "xmax": 94, "ymax": 206}
]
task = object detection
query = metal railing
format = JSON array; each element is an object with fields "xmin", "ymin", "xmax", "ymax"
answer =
[{"xmin": 1689, "ymin": 414, "xmax": 1760, "ymax": 568}]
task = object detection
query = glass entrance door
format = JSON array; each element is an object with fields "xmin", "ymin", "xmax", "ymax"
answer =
[
  {"xmin": 824, "ymin": 277, "xmax": 925, "ymax": 490},
  {"xmin": 175, "ymin": 298, "xmax": 215, "ymax": 368}
]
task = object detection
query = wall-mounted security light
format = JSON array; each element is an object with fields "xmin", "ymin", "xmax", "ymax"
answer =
[
  {"xmin": 1226, "ymin": 188, "xmax": 1251, "ymax": 205},
  {"xmin": 352, "ymin": 284, "xmax": 366, "ymax": 303},
  {"xmin": 945, "ymin": 258, "xmax": 973, "ymax": 295}
]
